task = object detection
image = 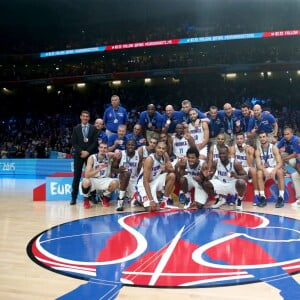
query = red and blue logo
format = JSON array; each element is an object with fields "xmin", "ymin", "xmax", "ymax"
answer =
[{"xmin": 27, "ymin": 209, "xmax": 300, "ymax": 299}]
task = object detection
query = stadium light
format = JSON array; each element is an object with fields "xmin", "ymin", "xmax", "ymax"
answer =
[
  {"xmin": 144, "ymin": 78, "xmax": 151, "ymax": 84},
  {"xmin": 267, "ymin": 71, "xmax": 272, "ymax": 77},
  {"xmin": 112, "ymin": 80, "xmax": 121, "ymax": 85},
  {"xmin": 226, "ymin": 73, "xmax": 237, "ymax": 79},
  {"xmin": 76, "ymin": 83, "xmax": 86, "ymax": 88},
  {"xmin": 297, "ymin": 70, "xmax": 300, "ymax": 75}
]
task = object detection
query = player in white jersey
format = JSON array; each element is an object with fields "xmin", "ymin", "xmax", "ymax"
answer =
[
  {"xmin": 207, "ymin": 133, "xmax": 228, "ymax": 169},
  {"xmin": 175, "ymin": 147, "xmax": 208, "ymax": 209},
  {"xmin": 230, "ymin": 132, "xmax": 259, "ymax": 205},
  {"xmin": 137, "ymin": 136, "xmax": 158, "ymax": 161},
  {"xmin": 136, "ymin": 142, "xmax": 176, "ymax": 212},
  {"xmin": 112, "ymin": 139, "xmax": 142, "ymax": 211},
  {"xmin": 202, "ymin": 146, "xmax": 247, "ymax": 211},
  {"xmin": 170, "ymin": 123, "xmax": 196, "ymax": 160},
  {"xmin": 255, "ymin": 131, "xmax": 284, "ymax": 208},
  {"xmin": 81, "ymin": 142, "xmax": 119, "ymax": 208},
  {"xmin": 188, "ymin": 109, "xmax": 209, "ymax": 160}
]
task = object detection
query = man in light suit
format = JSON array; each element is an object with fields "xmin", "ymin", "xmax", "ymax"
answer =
[{"xmin": 70, "ymin": 110, "xmax": 98, "ymax": 205}]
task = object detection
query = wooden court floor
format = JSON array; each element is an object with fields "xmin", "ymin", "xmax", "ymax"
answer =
[{"xmin": 0, "ymin": 177, "xmax": 300, "ymax": 300}]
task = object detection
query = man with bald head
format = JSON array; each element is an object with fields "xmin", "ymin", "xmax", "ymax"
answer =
[
  {"xmin": 162, "ymin": 104, "xmax": 183, "ymax": 135},
  {"xmin": 138, "ymin": 104, "xmax": 163, "ymax": 143},
  {"xmin": 94, "ymin": 118, "xmax": 108, "ymax": 145},
  {"xmin": 247, "ymin": 104, "xmax": 278, "ymax": 145},
  {"xmin": 218, "ymin": 102, "xmax": 243, "ymax": 144}
]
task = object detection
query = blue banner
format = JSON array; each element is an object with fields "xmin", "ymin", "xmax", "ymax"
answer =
[{"xmin": 0, "ymin": 159, "xmax": 73, "ymax": 177}]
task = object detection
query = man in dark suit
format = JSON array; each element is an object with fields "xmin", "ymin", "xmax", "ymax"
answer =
[{"xmin": 70, "ymin": 110, "xmax": 98, "ymax": 205}]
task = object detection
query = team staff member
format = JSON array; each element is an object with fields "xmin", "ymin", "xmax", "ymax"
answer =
[
  {"xmin": 103, "ymin": 95, "xmax": 128, "ymax": 137},
  {"xmin": 247, "ymin": 104, "xmax": 278, "ymax": 145},
  {"xmin": 138, "ymin": 104, "xmax": 163, "ymax": 142},
  {"xmin": 207, "ymin": 105, "xmax": 224, "ymax": 146},
  {"xmin": 70, "ymin": 110, "xmax": 98, "ymax": 205},
  {"xmin": 162, "ymin": 105, "xmax": 183, "ymax": 135},
  {"xmin": 277, "ymin": 127, "xmax": 300, "ymax": 169}
]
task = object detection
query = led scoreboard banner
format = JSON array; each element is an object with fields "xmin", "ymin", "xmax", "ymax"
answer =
[{"xmin": 40, "ymin": 30, "xmax": 300, "ymax": 58}]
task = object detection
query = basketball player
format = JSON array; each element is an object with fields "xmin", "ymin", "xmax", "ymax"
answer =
[
  {"xmin": 255, "ymin": 131, "xmax": 285, "ymax": 208},
  {"xmin": 207, "ymin": 133, "xmax": 228, "ymax": 169},
  {"xmin": 175, "ymin": 147, "xmax": 208, "ymax": 209},
  {"xmin": 112, "ymin": 139, "xmax": 142, "ymax": 211},
  {"xmin": 137, "ymin": 136, "xmax": 158, "ymax": 160},
  {"xmin": 81, "ymin": 142, "xmax": 119, "ymax": 208},
  {"xmin": 188, "ymin": 108, "xmax": 209, "ymax": 161},
  {"xmin": 230, "ymin": 132, "xmax": 259, "ymax": 205},
  {"xmin": 202, "ymin": 146, "xmax": 247, "ymax": 211},
  {"xmin": 136, "ymin": 142, "xmax": 176, "ymax": 212}
]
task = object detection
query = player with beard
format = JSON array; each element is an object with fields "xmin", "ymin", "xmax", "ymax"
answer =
[
  {"xmin": 112, "ymin": 139, "xmax": 142, "ymax": 211},
  {"xmin": 202, "ymin": 146, "xmax": 247, "ymax": 211},
  {"xmin": 81, "ymin": 142, "xmax": 119, "ymax": 208},
  {"xmin": 230, "ymin": 132, "xmax": 259, "ymax": 205},
  {"xmin": 137, "ymin": 136, "xmax": 158, "ymax": 161},
  {"xmin": 207, "ymin": 133, "xmax": 228, "ymax": 169},
  {"xmin": 136, "ymin": 142, "xmax": 176, "ymax": 212},
  {"xmin": 188, "ymin": 108, "xmax": 209, "ymax": 161},
  {"xmin": 247, "ymin": 104, "xmax": 278, "ymax": 146},
  {"xmin": 175, "ymin": 147, "xmax": 208, "ymax": 209},
  {"xmin": 255, "ymin": 131, "xmax": 285, "ymax": 208}
]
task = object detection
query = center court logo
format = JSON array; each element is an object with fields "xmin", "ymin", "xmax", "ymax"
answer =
[{"xmin": 27, "ymin": 210, "xmax": 300, "ymax": 299}]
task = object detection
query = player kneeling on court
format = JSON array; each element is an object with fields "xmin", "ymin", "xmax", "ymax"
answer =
[
  {"xmin": 175, "ymin": 147, "xmax": 208, "ymax": 209},
  {"xmin": 136, "ymin": 142, "xmax": 176, "ymax": 212},
  {"xmin": 202, "ymin": 146, "xmax": 247, "ymax": 211},
  {"xmin": 81, "ymin": 142, "xmax": 119, "ymax": 209},
  {"xmin": 112, "ymin": 139, "xmax": 142, "ymax": 211}
]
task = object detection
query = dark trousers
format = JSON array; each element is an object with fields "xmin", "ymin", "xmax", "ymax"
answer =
[{"xmin": 71, "ymin": 156, "xmax": 87, "ymax": 200}]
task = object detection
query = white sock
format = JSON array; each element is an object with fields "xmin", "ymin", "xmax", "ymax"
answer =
[
  {"xmin": 119, "ymin": 190, "xmax": 126, "ymax": 199},
  {"xmin": 279, "ymin": 190, "xmax": 284, "ymax": 198},
  {"xmin": 254, "ymin": 190, "xmax": 259, "ymax": 196},
  {"xmin": 259, "ymin": 191, "xmax": 265, "ymax": 197},
  {"xmin": 163, "ymin": 195, "xmax": 169, "ymax": 202},
  {"xmin": 185, "ymin": 192, "xmax": 191, "ymax": 198}
]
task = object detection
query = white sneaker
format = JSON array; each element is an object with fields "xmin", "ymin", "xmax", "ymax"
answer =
[
  {"xmin": 236, "ymin": 199, "xmax": 243, "ymax": 211},
  {"xmin": 291, "ymin": 200, "xmax": 300, "ymax": 207},
  {"xmin": 211, "ymin": 196, "xmax": 226, "ymax": 208}
]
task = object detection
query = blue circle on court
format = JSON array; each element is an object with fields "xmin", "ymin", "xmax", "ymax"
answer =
[{"xmin": 27, "ymin": 209, "xmax": 300, "ymax": 299}]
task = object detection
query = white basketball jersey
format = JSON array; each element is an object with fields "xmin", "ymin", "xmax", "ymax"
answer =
[
  {"xmin": 92, "ymin": 154, "xmax": 110, "ymax": 178},
  {"xmin": 212, "ymin": 144, "xmax": 228, "ymax": 160},
  {"xmin": 119, "ymin": 150, "xmax": 140, "ymax": 178},
  {"xmin": 137, "ymin": 153, "xmax": 165, "ymax": 183},
  {"xmin": 216, "ymin": 158, "xmax": 235, "ymax": 183},
  {"xmin": 186, "ymin": 160, "xmax": 202, "ymax": 177},
  {"xmin": 259, "ymin": 144, "xmax": 277, "ymax": 167},
  {"xmin": 234, "ymin": 145, "xmax": 249, "ymax": 168},
  {"xmin": 173, "ymin": 135, "xmax": 189, "ymax": 158},
  {"xmin": 188, "ymin": 122, "xmax": 204, "ymax": 146},
  {"xmin": 141, "ymin": 145, "xmax": 150, "ymax": 159}
]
